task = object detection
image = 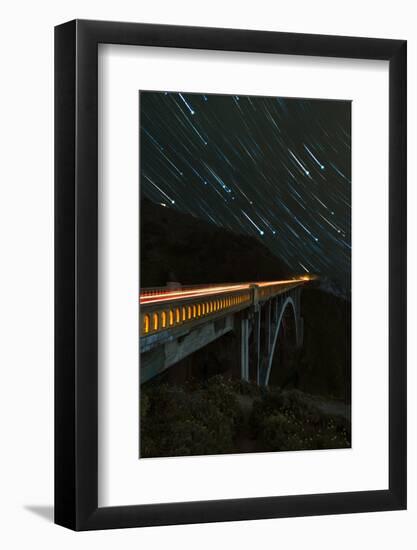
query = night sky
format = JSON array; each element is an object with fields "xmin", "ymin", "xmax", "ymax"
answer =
[{"xmin": 140, "ymin": 91, "xmax": 351, "ymax": 290}]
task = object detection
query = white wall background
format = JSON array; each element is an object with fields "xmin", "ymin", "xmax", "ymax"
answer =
[{"xmin": 0, "ymin": 0, "xmax": 415, "ymax": 548}]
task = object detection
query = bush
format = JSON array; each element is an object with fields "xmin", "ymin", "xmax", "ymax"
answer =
[
  {"xmin": 140, "ymin": 378, "xmax": 350, "ymax": 457},
  {"xmin": 250, "ymin": 388, "xmax": 350, "ymax": 452},
  {"xmin": 140, "ymin": 377, "xmax": 242, "ymax": 457}
]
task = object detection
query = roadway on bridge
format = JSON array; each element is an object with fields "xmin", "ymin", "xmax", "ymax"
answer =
[{"xmin": 140, "ymin": 277, "xmax": 309, "ymax": 306}]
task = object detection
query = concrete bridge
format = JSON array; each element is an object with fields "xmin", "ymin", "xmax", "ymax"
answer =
[{"xmin": 140, "ymin": 276, "xmax": 314, "ymax": 385}]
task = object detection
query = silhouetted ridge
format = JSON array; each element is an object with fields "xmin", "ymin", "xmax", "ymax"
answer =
[{"xmin": 140, "ymin": 198, "xmax": 292, "ymax": 287}]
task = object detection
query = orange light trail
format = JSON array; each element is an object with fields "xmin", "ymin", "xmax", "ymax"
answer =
[{"xmin": 140, "ymin": 277, "xmax": 310, "ymax": 305}]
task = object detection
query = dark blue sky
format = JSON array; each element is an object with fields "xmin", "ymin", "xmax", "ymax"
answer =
[{"xmin": 140, "ymin": 91, "xmax": 351, "ymax": 290}]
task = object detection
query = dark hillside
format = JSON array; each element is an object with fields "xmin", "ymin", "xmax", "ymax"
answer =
[
  {"xmin": 298, "ymin": 288, "xmax": 351, "ymax": 402},
  {"xmin": 140, "ymin": 198, "xmax": 291, "ymax": 287}
]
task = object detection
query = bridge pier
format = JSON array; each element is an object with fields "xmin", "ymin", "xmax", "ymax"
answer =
[
  {"xmin": 253, "ymin": 308, "xmax": 261, "ymax": 385},
  {"xmin": 240, "ymin": 318, "xmax": 249, "ymax": 382},
  {"xmin": 265, "ymin": 300, "xmax": 272, "ymax": 356}
]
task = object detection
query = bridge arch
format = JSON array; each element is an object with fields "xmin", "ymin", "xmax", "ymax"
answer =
[{"xmin": 263, "ymin": 296, "xmax": 298, "ymax": 386}]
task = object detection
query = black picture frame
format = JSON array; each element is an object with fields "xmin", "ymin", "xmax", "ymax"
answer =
[{"xmin": 55, "ymin": 19, "xmax": 407, "ymax": 531}]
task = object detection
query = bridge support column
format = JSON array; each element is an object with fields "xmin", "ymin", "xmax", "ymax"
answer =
[
  {"xmin": 254, "ymin": 308, "xmax": 261, "ymax": 385},
  {"xmin": 265, "ymin": 300, "xmax": 272, "ymax": 355},
  {"xmin": 240, "ymin": 318, "xmax": 249, "ymax": 382}
]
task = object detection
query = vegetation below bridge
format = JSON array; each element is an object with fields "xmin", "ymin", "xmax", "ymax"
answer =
[{"xmin": 140, "ymin": 376, "xmax": 350, "ymax": 458}]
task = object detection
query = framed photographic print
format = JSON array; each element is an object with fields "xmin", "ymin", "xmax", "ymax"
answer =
[{"xmin": 55, "ymin": 20, "xmax": 406, "ymax": 530}]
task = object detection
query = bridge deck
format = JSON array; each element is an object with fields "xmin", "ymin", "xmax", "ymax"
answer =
[{"xmin": 140, "ymin": 277, "xmax": 311, "ymax": 339}]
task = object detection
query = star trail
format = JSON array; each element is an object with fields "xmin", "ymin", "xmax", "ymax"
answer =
[{"xmin": 140, "ymin": 91, "xmax": 351, "ymax": 290}]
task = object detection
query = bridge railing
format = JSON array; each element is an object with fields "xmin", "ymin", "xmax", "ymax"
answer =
[
  {"xmin": 140, "ymin": 289, "xmax": 252, "ymax": 337},
  {"xmin": 256, "ymin": 282, "xmax": 299, "ymax": 302},
  {"xmin": 139, "ymin": 279, "xmax": 310, "ymax": 338}
]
